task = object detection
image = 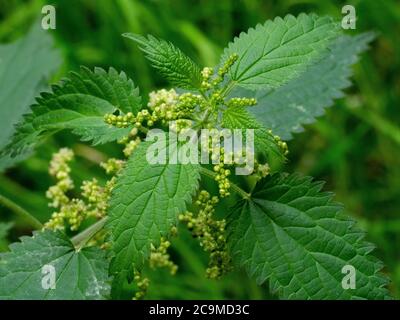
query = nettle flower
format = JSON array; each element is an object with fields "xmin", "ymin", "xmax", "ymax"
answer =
[{"xmin": 0, "ymin": 14, "xmax": 389, "ymax": 300}]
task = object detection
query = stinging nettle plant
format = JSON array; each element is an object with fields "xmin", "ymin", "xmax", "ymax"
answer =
[{"xmin": 0, "ymin": 13, "xmax": 392, "ymax": 300}]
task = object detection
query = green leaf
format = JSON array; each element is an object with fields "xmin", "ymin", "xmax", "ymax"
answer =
[
  {"xmin": 107, "ymin": 139, "xmax": 200, "ymax": 277},
  {"xmin": 2, "ymin": 67, "xmax": 141, "ymax": 158},
  {"xmin": 222, "ymin": 105, "xmax": 262, "ymax": 130},
  {"xmin": 221, "ymin": 13, "xmax": 339, "ymax": 90},
  {"xmin": 227, "ymin": 173, "xmax": 391, "ymax": 299},
  {"xmin": 0, "ymin": 22, "xmax": 61, "ymax": 170},
  {"xmin": 222, "ymin": 106, "xmax": 285, "ymax": 169},
  {"xmin": 123, "ymin": 33, "xmax": 202, "ymax": 90},
  {"xmin": 0, "ymin": 230, "xmax": 110, "ymax": 300},
  {"xmin": 246, "ymin": 33, "xmax": 375, "ymax": 140}
]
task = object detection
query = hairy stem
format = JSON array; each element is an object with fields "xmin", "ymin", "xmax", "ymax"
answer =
[
  {"xmin": 71, "ymin": 217, "xmax": 108, "ymax": 250},
  {"xmin": 199, "ymin": 167, "xmax": 251, "ymax": 199},
  {"xmin": 0, "ymin": 194, "xmax": 43, "ymax": 229}
]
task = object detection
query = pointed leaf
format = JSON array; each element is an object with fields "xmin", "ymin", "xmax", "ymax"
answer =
[
  {"xmin": 0, "ymin": 230, "xmax": 110, "ymax": 300},
  {"xmin": 124, "ymin": 33, "xmax": 202, "ymax": 90},
  {"xmin": 245, "ymin": 33, "xmax": 375, "ymax": 139},
  {"xmin": 2, "ymin": 67, "xmax": 141, "ymax": 157},
  {"xmin": 227, "ymin": 173, "xmax": 391, "ymax": 299},
  {"xmin": 107, "ymin": 139, "xmax": 200, "ymax": 277},
  {"xmin": 221, "ymin": 14, "xmax": 338, "ymax": 90}
]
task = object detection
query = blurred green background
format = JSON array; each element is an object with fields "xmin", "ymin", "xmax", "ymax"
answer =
[{"xmin": 0, "ymin": 0, "xmax": 399, "ymax": 299}]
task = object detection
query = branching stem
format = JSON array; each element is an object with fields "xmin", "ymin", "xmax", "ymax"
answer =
[
  {"xmin": 71, "ymin": 217, "xmax": 108, "ymax": 250},
  {"xmin": 0, "ymin": 194, "xmax": 43, "ymax": 229},
  {"xmin": 199, "ymin": 167, "xmax": 251, "ymax": 200}
]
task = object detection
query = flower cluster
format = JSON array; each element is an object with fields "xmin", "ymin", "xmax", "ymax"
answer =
[
  {"xmin": 46, "ymin": 148, "xmax": 74, "ymax": 208},
  {"xmin": 226, "ymin": 97, "xmax": 257, "ymax": 108},
  {"xmin": 45, "ymin": 149, "xmax": 116, "ymax": 231},
  {"xmin": 45, "ymin": 148, "xmax": 82, "ymax": 230},
  {"xmin": 269, "ymin": 129, "xmax": 289, "ymax": 156},
  {"xmin": 148, "ymin": 90, "xmax": 201, "ymax": 131},
  {"xmin": 121, "ymin": 137, "xmax": 141, "ymax": 157},
  {"xmin": 254, "ymin": 161, "xmax": 271, "ymax": 180},
  {"xmin": 45, "ymin": 199, "xmax": 87, "ymax": 231},
  {"xmin": 170, "ymin": 119, "xmax": 193, "ymax": 134},
  {"xmin": 133, "ymin": 228, "xmax": 178, "ymax": 299},
  {"xmin": 214, "ymin": 53, "xmax": 239, "ymax": 86},
  {"xmin": 147, "ymin": 89, "xmax": 201, "ymax": 125},
  {"xmin": 213, "ymin": 160, "xmax": 231, "ymax": 198},
  {"xmin": 104, "ymin": 89, "xmax": 201, "ymax": 130},
  {"xmin": 100, "ymin": 158, "xmax": 125, "ymax": 175},
  {"xmin": 207, "ymin": 140, "xmax": 256, "ymax": 197},
  {"xmin": 149, "ymin": 236, "xmax": 178, "ymax": 275},
  {"xmin": 105, "ymin": 89, "xmax": 208, "ymax": 157},
  {"xmin": 201, "ymin": 67, "xmax": 213, "ymax": 90},
  {"xmin": 179, "ymin": 190, "xmax": 231, "ymax": 279},
  {"xmin": 81, "ymin": 178, "xmax": 113, "ymax": 219},
  {"xmin": 133, "ymin": 271, "xmax": 150, "ymax": 300},
  {"xmin": 200, "ymin": 53, "xmax": 238, "ymax": 91}
]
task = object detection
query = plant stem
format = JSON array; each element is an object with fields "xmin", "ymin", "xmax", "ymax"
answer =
[
  {"xmin": 348, "ymin": 107, "xmax": 400, "ymax": 146},
  {"xmin": 220, "ymin": 79, "xmax": 237, "ymax": 97},
  {"xmin": 71, "ymin": 217, "xmax": 108, "ymax": 250},
  {"xmin": 199, "ymin": 167, "xmax": 251, "ymax": 200},
  {"xmin": 0, "ymin": 194, "xmax": 43, "ymax": 229}
]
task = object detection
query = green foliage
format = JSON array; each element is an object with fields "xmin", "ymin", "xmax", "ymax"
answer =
[
  {"xmin": 222, "ymin": 105, "xmax": 285, "ymax": 169},
  {"xmin": 107, "ymin": 140, "xmax": 200, "ymax": 277},
  {"xmin": 2, "ymin": 67, "xmax": 141, "ymax": 157},
  {"xmin": 0, "ymin": 8, "xmax": 393, "ymax": 301},
  {"xmin": 227, "ymin": 173, "xmax": 390, "ymax": 299},
  {"xmin": 123, "ymin": 33, "xmax": 202, "ymax": 90},
  {"xmin": 0, "ymin": 22, "xmax": 61, "ymax": 170},
  {"xmin": 0, "ymin": 222, "xmax": 13, "ymax": 252},
  {"xmin": 0, "ymin": 230, "xmax": 110, "ymax": 299},
  {"xmin": 221, "ymin": 14, "xmax": 338, "ymax": 90},
  {"xmin": 246, "ymin": 33, "xmax": 375, "ymax": 140},
  {"xmin": 222, "ymin": 105, "xmax": 261, "ymax": 129}
]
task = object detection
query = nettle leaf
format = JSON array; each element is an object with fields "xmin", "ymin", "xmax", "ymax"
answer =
[
  {"xmin": 222, "ymin": 105, "xmax": 262, "ymax": 130},
  {"xmin": 0, "ymin": 22, "xmax": 61, "ymax": 170},
  {"xmin": 245, "ymin": 33, "xmax": 375, "ymax": 140},
  {"xmin": 222, "ymin": 106, "xmax": 285, "ymax": 169},
  {"xmin": 123, "ymin": 33, "xmax": 202, "ymax": 90},
  {"xmin": 2, "ymin": 67, "xmax": 141, "ymax": 157},
  {"xmin": 107, "ymin": 139, "xmax": 200, "ymax": 277},
  {"xmin": 0, "ymin": 230, "xmax": 110, "ymax": 300},
  {"xmin": 227, "ymin": 173, "xmax": 391, "ymax": 299},
  {"xmin": 221, "ymin": 13, "xmax": 339, "ymax": 90}
]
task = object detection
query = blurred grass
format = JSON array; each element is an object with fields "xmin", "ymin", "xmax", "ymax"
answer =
[{"xmin": 0, "ymin": 0, "xmax": 399, "ymax": 299}]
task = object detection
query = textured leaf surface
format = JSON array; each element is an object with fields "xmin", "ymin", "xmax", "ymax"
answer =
[
  {"xmin": 0, "ymin": 230, "xmax": 110, "ymax": 300},
  {"xmin": 108, "ymin": 140, "xmax": 200, "ymax": 276},
  {"xmin": 222, "ymin": 106, "xmax": 285, "ymax": 168},
  {"xmin": 2, "ymin": 67, "xmax": 140, "ymax": 157},
  {"xmin": 221, "ymin": 13, "xmax": 338, "ymax": 90},
  {"xmin": 227, "ymin": 173, "xmax": 391, "ymax": 299},
  {"xmin": 0, "ymin": 22, "xmax": 61, "ymax": 170},
  {"xmin": 222, "ymin": 105, "xmax": 262, "ymax": 130},
  {"xmin": 245, "ymin": 33, "xmax": 375, "ymax": 140},
  {"xmin": 124, "ymin": 33, "xmax": 202, "ymax": 90}
]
